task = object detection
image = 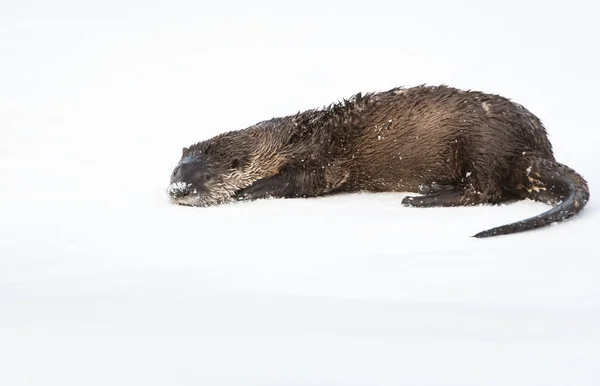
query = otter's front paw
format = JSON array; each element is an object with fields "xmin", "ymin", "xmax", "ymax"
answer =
[{"xmin": 234, "ymin": 178, "xmax": 285, "ymax": 201}]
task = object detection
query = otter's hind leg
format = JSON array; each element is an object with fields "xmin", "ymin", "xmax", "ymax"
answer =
[
  {"xmin": 417, "ymin": 182, "xmax": 456, "ymax": 195},
  {"xmin": 402, "ymin": 188, "xmax": 463, "ymax": 207},
  {"xmin": 402, "ymin": 184, "xmax": 516, "ymax": 208},
  {"xmin": 399, "ymin": 182, "xmax": 459, "ymax": 207}
]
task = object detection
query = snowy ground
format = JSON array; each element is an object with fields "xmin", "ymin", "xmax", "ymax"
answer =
[{"xmin": 2, "ymin": 1, "xmax": 600, "ymax": 385}]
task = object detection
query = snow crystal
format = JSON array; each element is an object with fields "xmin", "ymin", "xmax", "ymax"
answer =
[{"xmin": 168, "ymin": 181, "xmax": 190, "ymax": 193}]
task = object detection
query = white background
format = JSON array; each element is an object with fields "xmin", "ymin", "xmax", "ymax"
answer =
[{"xmin": 1, "ymin": 0, "xmax": 599, "ymax": 385}]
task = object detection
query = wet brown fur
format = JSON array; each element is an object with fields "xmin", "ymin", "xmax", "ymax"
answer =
[{"xmin": 168, "ymin": 85, "xmax": 590, "ymax": 238}]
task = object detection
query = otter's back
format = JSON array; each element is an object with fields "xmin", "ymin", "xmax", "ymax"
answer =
[{"xmin": 349, "ymin": 85, "xmax": 555, "ymax": 192}]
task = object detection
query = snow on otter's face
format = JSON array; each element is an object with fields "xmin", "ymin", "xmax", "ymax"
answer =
[
  {"xmin": 167, "ymin": 152, "xmax": 251, "ymax": 208},
  {"xmin": 167, "ymin": 186, "xmax": 237, "ymax": 207},
  {"xmin": 167, "ymin": 181, "xmax": 191, "ymax": 195},
  {"xmin": 167, "ymin": 178, "xmax": 239, "ymax": 208}
]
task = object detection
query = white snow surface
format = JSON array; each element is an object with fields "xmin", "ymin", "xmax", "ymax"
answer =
[{"xmin": 2, "ymin": 1, "xmax": 600, "ymax": 385}]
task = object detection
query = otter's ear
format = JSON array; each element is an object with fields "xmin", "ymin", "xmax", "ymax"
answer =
[
  {"xmin": 182, "ymin": 147, "xmax": 190, "ymax": 157},
  {"xmin": 230, "ymin": 157, "xmax": 249, "ymax": 170}
]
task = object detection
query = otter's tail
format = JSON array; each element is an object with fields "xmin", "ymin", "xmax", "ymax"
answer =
[{"xmin": 473, "ymin": 158, "xmax": 590, "ymax": 238}]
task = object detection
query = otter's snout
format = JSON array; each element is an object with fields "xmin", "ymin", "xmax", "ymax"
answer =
[{"xmin": 168, "ymin": 181, "xmax": 191, "ymax": 198}]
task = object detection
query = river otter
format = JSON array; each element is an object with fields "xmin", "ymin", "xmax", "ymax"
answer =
[{"xmin": 168, "ymin": 85, "xmax": 590, "ymax": 238}]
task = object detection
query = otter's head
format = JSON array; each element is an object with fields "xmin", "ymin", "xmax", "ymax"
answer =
[{"xmin": 167, "ymin": 134, "xmax": 254, "ymax": 207}]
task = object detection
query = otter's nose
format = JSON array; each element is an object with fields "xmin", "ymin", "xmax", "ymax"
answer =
[{"xmin": 168, "ymin": 181, "xmax": 191, "ymax": 198}]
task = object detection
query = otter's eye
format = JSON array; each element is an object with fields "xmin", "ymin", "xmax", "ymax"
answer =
[
  {"xmin": 231, "ymin": 158, "xmax": 240, "ymax": 169},
  {"xmin": 204, "ymin": 175, "xmax": 212, "ymax": 182}
]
